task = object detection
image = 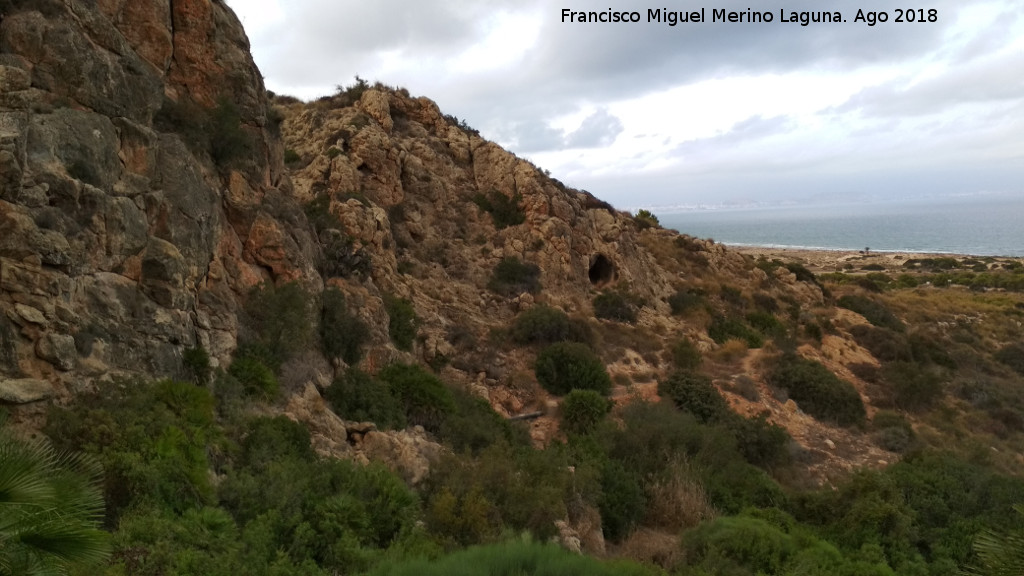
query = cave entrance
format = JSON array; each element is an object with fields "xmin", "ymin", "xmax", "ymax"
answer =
[{"xmin": 588, "ymin": 254, "xmax": 616, "ymax": 286}]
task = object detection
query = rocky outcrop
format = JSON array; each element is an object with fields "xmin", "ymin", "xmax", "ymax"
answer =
[{"xmin": 0, "ymin": 0, "xmax": 317, "ymax": 390}]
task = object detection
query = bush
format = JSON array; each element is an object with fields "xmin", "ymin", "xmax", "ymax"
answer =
[
  {"xmin": 227, "ymin": 354, "xmax": 279, "ymax": 400},
  {"xmin": 383, "ymin": 294, "xmax": 418, "ymax": 351},
  {"xmin": 668, "ymin": 289, "xmax": 706, "ymax": 315},
  {"xmin": 439, "ymin": 388, "xmax": 527, "ymax": 454},
  {"xmin": 730, "ymin": 413, "xmax": 792, "ymax": 469},
  {"xmin": 994, "ymin": 344, "xmax": 1024, "ymax": 376},
  {"xmin": 509, "ymin": 305, "xmax": 593, "ymax": 347},
  {"xmin": 472, "ymin": 190, "xmax": 525, "ymax": 229},
  {"xmin": 324, "ymin": 368, "xmax": 405, "ymax": 429},
  {"xmin": 837, "ymin": 295, "xmax": 904, "ymax": 331},
  {"xmin": 849, "ymin": 325, "xmax": 912, "ymax": 363},
  {"xmin": 746, "ymin": 310, "xmax": 787, "ymax": 340},
  {"xmin": 534, "ymin": 342, "xmax": 612, "ymax": 396},
  {"xmin": 599, "ymin": 460, "xmax": 647, "ymax": 542},
  {"xmin": 658, "ymin": 370, "xmax": 729, "ymax": 424},
  {"xmin": 560, "ymin": 390, "xmax": 612, "ymax": 435},
  {"xmin": 240, "ymin": 281, "xmax": 314, "ymax": 371},
  {"xmin": 709, "ymin": 315, "xmax": 764, "ymax": 348},
  {"xmin": 377, "ymin": 364, "xmax": 455, "ymax": 433},
  {"xmin": 182, "ymin": 346, "xmax": 211, "ymax": 385},
  {"xmin": 633, "ymin": 209, "xmax": 660, "ymax": 230},
  {"xmin": 883, "ymin": 361, "xmax": 944, "ymax": 412},
  {"xmin": 487, "ymin": 257, "xmax": 541, "ymax": 297},
  {"xmin": 209, "ymin": 97, "xmax": 253, "ymax": 167},
  {"xmin": 669, "ymin": 337, "xmax": 703, "ymax": 370},
  {"xmin": 320, "ymin": 288, "xmax": 370, "ymax": 364},
  {"xmin": 593, "ymin": 291, "xmax": 639, "ymax": 323},
  {"xmin": 766, "ymin": 354, "xmax": 866, "ymax": 426}
]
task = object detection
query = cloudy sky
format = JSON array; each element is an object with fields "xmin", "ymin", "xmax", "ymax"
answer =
[{"xmin": 225, "ymin": 0, "xmax": 1024, "ymax": 210}]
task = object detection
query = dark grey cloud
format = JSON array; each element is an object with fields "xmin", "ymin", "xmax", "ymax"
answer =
[
  {"xmin": 565, "ymin": 108, "xmax": 624, "ymax": 148},
  {"xmin": 835, "ymin": 50, "xmax": 1024, "ymax": 117}
]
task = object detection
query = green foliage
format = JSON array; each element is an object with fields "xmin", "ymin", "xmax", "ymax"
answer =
[
  {"xmin": 766, "ymin": 354, "xmax": 866, "ymax": 426},
  {"xmin": 668, "ymin": 288, "xmax": 707, "ymax": 315},
  {"xmin": 209, "ymin": 97, "xmax": 254, "ymax": 167},
  {"xmin": 593, "ymin": 290, "xmax": 640, "ymax": 323},
  {"xmin": 487, "ymin": 257, "xmax": 541, "ymax": 297},
  {"xmin": 745, "ymin": 310, "xmax": 787, "ymax": 340},
  {"xmin": 882, "ymin": 361, "xmax": 944, "ymax": 412},
  {"xmin": 837, "ymin": 295, "xmax": 904, "ymax": 331},
  {"xmin": 383, "ymin": 295, "xmax": 418, "ymax": 351},
  {"xmin": 439, "ymin": 389, "xmax": 527, "ymax": 454},
  {"xmin": 320, "ymin": 288, "xmax": 369, "ymax": 364},
  {"xmin": 182, "ymin": 346, "xmax": 211, "ymax": 385},
  {"xmin": 599, "ymin": 460, "xmax": 646, "ymax": 542},
  {"xmin": 472, "ymin": 190, "xmax": 526, "ymax": 229},
  {"xmin": 377, "ymin": 364, "xmax": 455, "ymax": 433},
  {"xmin": 994, "ymin": 343, "xmax": 1024, "ymax": 376},
  {"xmin": 872, "ymin": 411, "xmax": 917, "ymax": 454},
  {"xmin": 669, "ymin": 337, "xmax": 703, "ymax": 370},
  {"xmin": 228, "ymin": 354, "xmax": 280, "ymax": 400},
  {"xmin": 0, "ymin": 427, "xmax": 110, "ymax": 576},
  {"xmin": 333, "ymin": 76, "xmax": 370, "ymax": 107},
  {"xmin": 44, "ymin": 379, "xmax": 219, "ymax": 520},
  {"xmin": 240, "ymin": 281, "xmax": 314, "ymax": 371},
  {"xmin": 366, "ymin": 538, "xmax": 659, "ymax": 576},
  {"xmin": 658, "ymin": 371, "xmax": 729, "ymax": 424},
  {"xmin": 708, "ymin": 316, "xmax": 764, "ymax": 348},
  {"xmin": 284, "ymin": 148, "xmax": 301, "ymax": 164},
  {"xmin": 965, "ymin": 505, "xmax": 1024, "ymax": 576},
  {"xmin": 730, "ymin": 413, "xmax": 792, "ymax": 469},
  {"xmin": 633, "ymin": 209, "xmax": 660, "ymax": 230},
  {"xmin": 534, "ymin": 342, "xmax": 612, "ymax": 396},
  {"xmin": 849, "ymin": 325, "xmax": 912, "ymax": 362},
  {"xmin": 425, "ymin": 446, "xmax": 572, "ymax": 546},
  {"xmin": 509, "ymin": 305, "xmax": 593, "ymax": 347},
  {"xmin": 324, "ymin": 368, "xmax": 406, "ymax": 430},
  {"xmin": 560, "ymin": 390, "xmax": 611, "ymax": 435}
]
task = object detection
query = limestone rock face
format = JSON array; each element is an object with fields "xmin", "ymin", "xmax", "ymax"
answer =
[{"xmin": 0, "ymin": 1, "xmax": 316, "ymax": 384}]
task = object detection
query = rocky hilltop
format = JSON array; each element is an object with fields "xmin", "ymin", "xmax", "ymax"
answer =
[{"xmin": 3, "ymin": 0, "xmax": 1023, "ymax": 485}]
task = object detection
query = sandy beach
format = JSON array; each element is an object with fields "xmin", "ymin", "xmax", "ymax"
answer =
[{"xmin": 727, "ymin": 245, "xmax": 1023, "ymax": 275}]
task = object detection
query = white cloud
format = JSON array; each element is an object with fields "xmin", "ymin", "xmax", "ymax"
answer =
[{"xmin": 226, "ymin": 0, "xmax": 1024, "ymax": 206}]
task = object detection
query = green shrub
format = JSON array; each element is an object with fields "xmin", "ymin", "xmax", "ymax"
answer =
[
  {"xmin": 872, "ymin": 411, "xmax": 917, "ymax": 453},
  {"xmin": 746, "ymin": 310, "xmax": 787, "ymax": 340},
  {"xmin": 227, "ymin": 354, "xmax": 279, "ymax": 400},
  {"xmin": 182, "ymin": 346, "xmax": 211, "ymax": 385},
  {"xmin": 383, "ymin": 294, "xmax": 418, "ymax": 351},
  {"xmin": 472, "ymin": 190, "xmax": 525, "ymax": 229},
  {"xmin": 837, "ymin": 295, "xmax": 904, "ymax": 331},
  {"xmin": 487, "ymin": 257, "xmax": 541, "ymax": 296},
  {"xmin": 599, "ymin": 460, "xmax": 647, "ymax": 542},
  {"xmin": 849, "ymin": 325, "xmax": 912, "ymax": 363},
  {"xmin": 320, "ymin": 288, "xmax": 369, "ymax": 364},
  {"xmin": 240, "ymin": 281, "xmax": 314, "ymax": 371},
  {"xmin": 670, "ymin": 337, "xmax": 703, "ymax": 370},
  {"xmin": 365, "ymin": 538, "xmax": 658, "ymax": 576},
  {"xmin": 440, "ymin": 389, "xmax": 527, "ymax": 454},
  {"xmin": 560, "ymin": 390, "xmax": 612, "ymax": 435},
  {"xmin": 730, "ymin": 413, "xmax": 793, "ymax": 469},
  {"xmin": 325, "ymin": 368, "xmax": 405, "ymax": 429},
  {"xmin": 883, "ymin": 361, "xmax": 944, "ymax": 412},
  {"xmin": 377, "ymin": 364, "xmax": 455, "ymax": 433},
  {"xmin": 593, "ymin": 290, "xmax": 639, "ymax": 323},
  {"xmin": 633, "ymin": 209, "xmax": 660, "ymax": 230},
  {"xmin": 534, "ymin": 342, "xmax": 612, "ymax": 396},
  {"xmin": 209, "ymin": 97, "xmax": 253, "ymax": 167},
  {"xmin": 509, "ymin": 305, "xmax": 593, "ymax": 347},
  {"xmin": 766, "ymin": 354, "xmax": 866, "ymax": 426},
  {"xmin": 658, "ymin": 370, "xmax": 730, "ymax": 424},
  {"xmin": 709, "ymin": 315, "xmax": 764, "ymax": 348},
  {"xmin": 283, "ymin": 148, "xmax": 301, "ymax": 164},
  {"xmin": 994, "ymin": 344, "xmax": 1024, "ymax": 376},
  {"xmin": 668, "ymin": 288, "xmax": 706, "ymax": 315}
]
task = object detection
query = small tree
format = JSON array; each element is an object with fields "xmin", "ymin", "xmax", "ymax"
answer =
[{"xmin": 534, "ymin": 342, "xmax": 611, "ymax": 396}]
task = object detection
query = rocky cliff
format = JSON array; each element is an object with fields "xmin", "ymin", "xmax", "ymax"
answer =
[{"xmin": 1, "ymin": 0, "xmax": 889, "ymax": 481}]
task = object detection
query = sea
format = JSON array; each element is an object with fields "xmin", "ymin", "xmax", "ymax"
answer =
[{"xmin": 656, "ymin": 195, "xmax": 1024, "ymax": 257}]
